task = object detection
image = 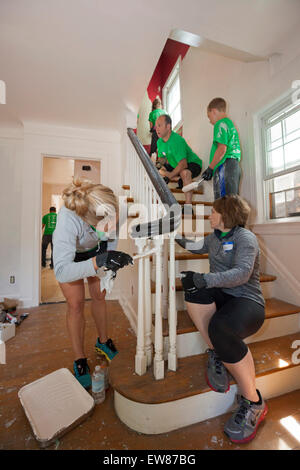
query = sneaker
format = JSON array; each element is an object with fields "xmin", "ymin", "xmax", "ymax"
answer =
[
  {"xmin": 95, "ymin": 338, "xmax": 118, "ymax": 362},
  {"xmin": 73, "ymin": 358, "xmax": 92, "ymax": 390},
  {"xmin": 205, "ymin": 348, "xmax": 230, "ymax": 393},
  {"xmin": 224, "ymin": 390, "xmax": 268, "ymax": 443}
]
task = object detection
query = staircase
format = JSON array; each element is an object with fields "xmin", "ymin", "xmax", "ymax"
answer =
[{"xmin": 109, "ymin": 131, "xmax": 300, "ymax": 435}]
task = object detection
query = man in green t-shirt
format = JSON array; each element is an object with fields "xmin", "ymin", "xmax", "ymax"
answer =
[
  {"xmin": 202, "ymin": 97, "xmax": 241, "ymax": 200},
  {"xmin": 42, "ymin": 206, "xmax": 57, "ymax": 268},
  {"xmin": 156, "ymin": 114, "xmax": 202, "ymax": 208}
]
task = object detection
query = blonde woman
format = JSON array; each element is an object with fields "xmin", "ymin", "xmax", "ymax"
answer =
[{"xmin": 53, "ymin": 178, "xmax": 132, "ymax": 389}]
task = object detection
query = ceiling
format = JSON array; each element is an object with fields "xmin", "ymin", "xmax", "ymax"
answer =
[{"xmin": 1, "ymin": 0, "xmax": 300, "ymax": 132}]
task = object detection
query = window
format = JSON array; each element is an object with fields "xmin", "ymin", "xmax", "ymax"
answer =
[
  {"xmin": 261, "ymin": 95, "xmax": 300, "ymax": 219},
  {"xmin": 163, "ymin": 59, "xmax": 182, "ymax": 130}
]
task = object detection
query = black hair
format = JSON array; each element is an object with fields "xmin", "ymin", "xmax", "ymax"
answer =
[
  {"xmin": 50, "ymin": 207, "xmax": 56, "ymax": 212},
  {"xmin": 162, "ymin": 114, "xmax": 172, "ymax": 128}
]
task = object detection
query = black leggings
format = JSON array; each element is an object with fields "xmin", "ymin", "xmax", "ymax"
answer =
[{"xmin": 185, "ymin": 287, "xmax": 265, "ymax": 364}]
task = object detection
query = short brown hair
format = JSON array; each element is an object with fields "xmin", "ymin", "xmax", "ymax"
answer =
[
  {"xmin": 213, "ymin": 195, "xmax": 250, "ymax": 228},
  {"xmin": 207, "ymin": 97, "xmax": 227, "ymax": 112},
  {"xmin": 152, "ymin": 97, "xmax": 161, "ymax": 111}
]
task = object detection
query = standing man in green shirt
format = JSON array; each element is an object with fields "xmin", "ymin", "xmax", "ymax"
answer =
[
  {"xmin": 156, "ymin": 114, "xmax": 202, "ymax": 210},
  {"xmin": 42, "ymin": 206, "xmax": 57, "ymax": 268},
  {"xmin": 148, "ymin": 97, "xmax": 167, "ymax": 156},
  {"xmin": 202, "ymin": 98, "xmax": 241, "ymax": 200}
]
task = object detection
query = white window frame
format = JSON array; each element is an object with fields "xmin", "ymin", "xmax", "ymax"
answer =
[
  {"xmin": 257, "ymin": 89, "xmax": 300, "ymax": 222},
  {"xmin": 162, "ymin": 57, "xmax": 183, "ymax": 131}
]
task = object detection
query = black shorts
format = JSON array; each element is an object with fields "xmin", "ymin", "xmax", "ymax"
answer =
[
  {"xmin": 74, "ymin": 241, "xmax": 107, "ymax": 262},
  {"xmin": 185, "ymin": 286, "xmax": 265, "ymax": 363},
  {"xmin": 164, "ymin": 162, "xmax": 202, "ymax": 179}
]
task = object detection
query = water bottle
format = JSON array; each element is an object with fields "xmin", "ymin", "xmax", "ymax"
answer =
[
  {"xmin": 92, "ymin": 365, "xmax": 105, "ymax": 404},
  {"xmin": 100, "ymin": 360, "xmax": 109, "ymax": 390}
]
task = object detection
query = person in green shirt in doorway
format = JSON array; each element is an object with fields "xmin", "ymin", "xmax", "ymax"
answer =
[
  {"xmin": 202, "ymin": 97, "xmax": 241, "ymax": 200},
  {"xmin": 42, "ymin": 206, "xmax": 57, "ymax": 268},
  {"xmin": 156, "ymin": 114, "xmax": 202, "ymax": 212}
]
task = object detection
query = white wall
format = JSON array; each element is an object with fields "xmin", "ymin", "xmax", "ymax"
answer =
[
  {"xmin": 0, "ymin": 123, "xmax": 123, "ymax": 307},
  {"xmin": 0, "ymin": 128, "xmax": 23, "ymax": 301}
]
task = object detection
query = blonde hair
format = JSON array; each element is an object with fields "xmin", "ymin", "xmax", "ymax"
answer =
[{"xmin": 62, "ymin": 178, "xmax": 118, "ymax": 227}]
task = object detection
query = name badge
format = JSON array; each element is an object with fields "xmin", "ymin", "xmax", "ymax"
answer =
[{"xmin": 223, "ymin": 241, "xmax": 233, "ymax": 252}]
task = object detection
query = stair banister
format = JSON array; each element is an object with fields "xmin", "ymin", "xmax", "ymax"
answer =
[{"xmin": 127, "ymin": 128, "xmax": 182, "ymax": 378}]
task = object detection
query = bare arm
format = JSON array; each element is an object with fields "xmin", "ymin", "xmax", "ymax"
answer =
[{"xmin": 209, "ymin": 143, "xmax": 227, "ymax": 169}]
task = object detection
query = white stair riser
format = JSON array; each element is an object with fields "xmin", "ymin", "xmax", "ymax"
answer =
[
  {"xmin": 127, "ymin": 202, "xmax": 212, "ymax": 217},
  {"xmin": 151, "ymin": 259, "xmax": 209, "ymax": 282},
  {"xmin": 161, "ymin": 314, "xmax": 300, "ymax": 359},
  {"xmin": 178, "ymin": 218, "xmax": 212, "ymax": 234},
  {"xmin": 114, "ymin": 366, "xmax": 300, "ymax": 435},
  {"xmin": 151, "ymin": 281, "xmax": 275, "ymax": 311}
]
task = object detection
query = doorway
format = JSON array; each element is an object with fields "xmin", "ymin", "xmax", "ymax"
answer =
[{"xmin": 40, "ymin": 156, "xmax": 101, "ymax": 304}]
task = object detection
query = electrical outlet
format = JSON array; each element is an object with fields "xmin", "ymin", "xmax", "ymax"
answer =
[{"xmin": 10, "ymin": 276, "xmax": 15, "ymax": 284}]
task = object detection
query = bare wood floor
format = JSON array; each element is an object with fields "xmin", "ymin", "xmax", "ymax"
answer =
[{"xmin": 0, "ymin": 300, "xmax": 299, "ymax": 450}]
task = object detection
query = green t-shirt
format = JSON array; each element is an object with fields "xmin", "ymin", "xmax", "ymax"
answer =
[
  {"xmin": 157, "ymin": 131, "xmax": 202, "ymax": 169},
  {"xmin": 42, "ymin": 212, "xmax": 57, "ymax": 235},
  {"xmin": 209, "ymin": 118, "xmax": 241, "ymax": 173},
  {"xmin": 148, "ymin": 108, "xmax": 167, "ymax": 126}
]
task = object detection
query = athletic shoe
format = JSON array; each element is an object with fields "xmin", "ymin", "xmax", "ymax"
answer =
[
  {"xmin": 205, "ymin": 348, "xmax": 230, "ymax": 393},
  {"xmin": 73, "ymin": 358, "xmax": 92, "ymax": 390},
  {"xmin": 95, "ymin": 338, "xmax": 118, "ymax": 362},
  {"xmin": 224, "ymin": 390, "xmax": 268, "ymax": 443}
]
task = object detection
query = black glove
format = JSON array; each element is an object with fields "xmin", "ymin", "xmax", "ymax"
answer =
[
  {"xmin": 180, "ymin": 271, "xmax": 207, "ymax": 293},
  {"xmin": 202, "ymin": 167, "xmax": 213, "ymax": 181},
  {"xmin": 96, "ymin": 251, "xmax": 133, "ymax": 272},
  {"xmin": 163, "ymin": 176, "xmax": 170, "ymax": 184}
]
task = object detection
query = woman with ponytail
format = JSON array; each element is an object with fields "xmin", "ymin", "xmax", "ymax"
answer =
[{"xmin": 53, "ymin": 178, "xmax": 133, "ymax": 389}]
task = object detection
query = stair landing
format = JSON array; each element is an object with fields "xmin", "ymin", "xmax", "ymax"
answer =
[{"xmin": 110, "ymin": 332, "xmax": 300, "ymax": 405}]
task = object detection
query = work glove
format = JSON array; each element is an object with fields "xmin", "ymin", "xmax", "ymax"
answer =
[
  {"xmin": 180, "ymin": 271, "xmax": 207, "ymax": 293},
  {"xmin": 96, "ymin": 251, "xmax": 133, "ymax": 272},
  {"xmin": 163, "ymin": 176, "xmax": 170, "ymax": 184},
  {"xmin": 202, "ymin": 167, "xmax": 213, "ymax": 181}
]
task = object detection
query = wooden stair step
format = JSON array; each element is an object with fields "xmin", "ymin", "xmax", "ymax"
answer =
[
  {"xmin": 171, "ymin": 187, "xmax": 204, "ymax": 195},
  {"xmin": 150, "ymin": 252, "xmax": 209, "ymax": 262},
  {"xmin": 123, "ymin": 184, "xmax": 204, "ymax": 196},
  {"xmin": 177, "ymin": 200, "xmax": 213, "ymax": 206},
  {"xmin": 159, "ymin": 298, "xmax": 300, "ymax": 336},
  {"xmin": 151, "ymin": 273, "xmax": 277, "ymax": 294},
  {"xmin": 109, "ymin": 332, "xmax": 300, "ymax": 405}
]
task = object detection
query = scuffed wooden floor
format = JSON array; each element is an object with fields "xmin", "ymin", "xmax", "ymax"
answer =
[{"xmin": 0, "ymin": 300, "xmax": 299, "ymax": 450}]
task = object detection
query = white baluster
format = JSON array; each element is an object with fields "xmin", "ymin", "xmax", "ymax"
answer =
[
  {"xmin": 135, "ymin": 238, "xmax": 147, "ymax": 376},
  {"xmin": 153, "ymin": 236, "xmax": 164, "ymax": 380},
  {"xmin": 144, "ymin": 246, "xmax": 153, "ymax": 367},
  {"xmin": 168, "ymin": 232, "xmax": 177, "ymax": 371},
  {"xmin": 162, "ymin": 237, "xmax": 169, "ymax": 320}
]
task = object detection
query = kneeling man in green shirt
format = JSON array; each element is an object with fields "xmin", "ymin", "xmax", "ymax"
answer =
[{"xmin": 156, "ymin": 115, "xmax": 202, "ymax": 208}]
